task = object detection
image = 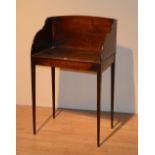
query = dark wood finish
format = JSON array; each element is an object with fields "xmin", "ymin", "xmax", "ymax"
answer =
[
  {"xmin": 97, "ymin": 67, "xmax": 102, "ymax": 147},
  {"xmin": 31, "ymin": 15, "xmax": 117, "ymax": 147},
  {"xmin": 51, "ymin": 67, "xmax": 55, "ymax": 119},
  {"xmin": 111, "ymin": 61, "xmax": 115, "ymax": 128},
  {"xmin": 52, "ymin": 16, "xmax": 113, "ymax": 51},
  {"xmin": 31, "ymin": 61, "xmax": 36, "ymax": 134}
]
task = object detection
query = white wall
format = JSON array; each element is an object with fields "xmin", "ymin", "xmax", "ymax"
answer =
[{"xmin": 17, "ymin": 0, "xmax": 138, "ymax": 113}]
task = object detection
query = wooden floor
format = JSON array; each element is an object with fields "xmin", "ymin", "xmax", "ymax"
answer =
[{"xmin": 16, "ymin": 106, "xmax": 138, "ymax": 155}]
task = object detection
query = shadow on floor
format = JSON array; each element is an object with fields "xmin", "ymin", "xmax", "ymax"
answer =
[
  {"xmin": 36, "ymin": 108, "xmax": 134, "ymax": 146},
  {"xmin": 100, "ymin": 112, "xmax": 133, "ymax": 146},
  {"xmin": 36, "ymin": 108, "xmax": 62, "ymax": 133}
]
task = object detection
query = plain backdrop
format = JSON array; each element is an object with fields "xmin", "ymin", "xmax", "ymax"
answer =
[{"xmin": 16, "ymin": 0, "xmax": 138, "ymax": 113}]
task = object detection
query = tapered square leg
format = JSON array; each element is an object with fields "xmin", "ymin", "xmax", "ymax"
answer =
[
  {"xmin": 31, "ymin": 61, "xmax": 36, "ymax": 134},
  {"xmin": 51, "ymin": 67, "xmax": 55, "ymax": 119},
  {"xmin": 111, "ymin": 62, "xmax": 115, "ymax": 129},
  {"xmin": 97, "ymin": 67, "xmax": 102, "ymax": 147}
]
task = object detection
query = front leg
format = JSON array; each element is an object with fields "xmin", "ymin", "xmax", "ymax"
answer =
[
  {"xmin": 51, "ymin": 67, "xmax": 55, "ymax": 119},
  {"xmin": 97, "ymin": 66, "xmax": 102, "ymax": 147},
  {"xmin": 111, "ymin": 62, "xmax": 115, "ymax": 128}
]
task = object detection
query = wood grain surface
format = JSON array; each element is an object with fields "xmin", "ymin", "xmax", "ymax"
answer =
[{"xmin": 17, "ymin": 106, "xmax": 138, "ymax": 155}]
